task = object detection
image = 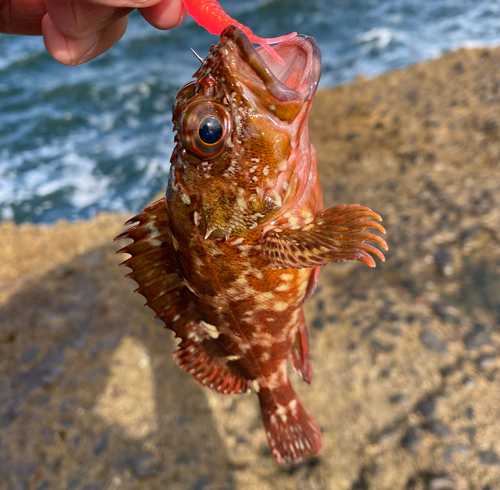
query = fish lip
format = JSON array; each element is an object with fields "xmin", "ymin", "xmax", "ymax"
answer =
[
  {"xmin": 269, "ymin": 34, "xmax": 322, "ymax": 101},
  {"xmin": 221, "ymin": 25, "xmax": 321, "ymax": 103}
]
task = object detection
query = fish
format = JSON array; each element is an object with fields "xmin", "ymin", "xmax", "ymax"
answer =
[
  {"xmin": 116, "ymin": 25, "xmax": 387, "ymax": 464},
  {"xmin": 180, "ymin": 0, "xmax": 297, "ymax": 66}
]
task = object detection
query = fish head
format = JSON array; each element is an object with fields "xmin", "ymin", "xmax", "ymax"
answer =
[{"xmin": 170, "ymin": 25, "xmax": 321, "ymax": 239}]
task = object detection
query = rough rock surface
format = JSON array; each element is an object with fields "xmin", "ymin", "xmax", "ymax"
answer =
[{"xmin": 1, "ymin": 47, "xmax": 500, "ymax": 490}]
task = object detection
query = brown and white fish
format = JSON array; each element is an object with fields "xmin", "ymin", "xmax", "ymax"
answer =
[{"xmin": 116, "ymin": 26, "xmax": 387, "ymax": 464}]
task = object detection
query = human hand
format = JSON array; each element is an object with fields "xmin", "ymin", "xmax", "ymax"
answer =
[{"xmin": 0, "ymin": 0, "xmax": 186, "ymax": 65}]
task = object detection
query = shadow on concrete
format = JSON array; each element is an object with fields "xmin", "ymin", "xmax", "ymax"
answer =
[{"xmin": 0, "ymin": 239, "xmax": 236, "ymax": 490}]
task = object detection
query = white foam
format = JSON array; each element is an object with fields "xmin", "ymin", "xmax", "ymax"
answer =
[{"xmin": 356, "ymin": 28, "xmax": 405, "ymax": 50}]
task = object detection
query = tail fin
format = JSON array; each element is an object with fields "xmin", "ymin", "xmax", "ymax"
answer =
[{"xmin": 258, "ymin": 382, "xmax": 322, "ymax": 464}]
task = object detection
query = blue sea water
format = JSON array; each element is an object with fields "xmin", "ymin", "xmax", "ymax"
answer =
[{"xmin": 1, "ymin": 0, "xmax": 500, "ymax": 224}]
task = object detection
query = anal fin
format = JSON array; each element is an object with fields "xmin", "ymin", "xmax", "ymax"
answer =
[
  {"xmin": 263, "ymin": 204, "xmax": 388, "ymax": 269},
  {"xmin": 304, "ymin": 266, "xmax": 321, "ymax": 301},
  {"xmin": 173, "ymin": 336, "xmax": 250, "ymax": 395},
  {"xmin": 289, "ymin": 310, "xmax": 313, "ymax": 384}
]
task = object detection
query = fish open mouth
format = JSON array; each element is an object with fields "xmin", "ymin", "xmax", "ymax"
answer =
[
  {"xmin": 261, "ymin": 34, "xmax": 322, "ymax": 101},
  {"xmin": 221, "ymin": 26, "xmax": 322, "ymax": 122}
]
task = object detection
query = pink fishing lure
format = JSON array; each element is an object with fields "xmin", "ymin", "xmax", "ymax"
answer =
[{"xmin": 181, "ymin": 0, "xmax": 296, "ymax": 66}]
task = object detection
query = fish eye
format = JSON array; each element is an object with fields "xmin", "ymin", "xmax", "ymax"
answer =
[
  {"xmin": 198, "ymin": 116, "xmax": 223, "ymax": 145},
  {"xmin": 180, "ymin": 101, "xmax": 231, "ymax": 159}
]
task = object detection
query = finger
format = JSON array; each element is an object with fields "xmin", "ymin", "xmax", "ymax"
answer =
[
  {"xmin": 140, "ymin": 0, "xmax": 186, "ymax": 30},
  {"xmin": 64, "ymin": 0, "xmax": 165, "ymax": 8},
  {"xmin": 45, "ymin": 0, "xmax": 132, "ymax": 39},
  {"xmin": 42, "ymin": 13, "xmax": 128, "ymax": 65},
  {"xmin": 0, "ymin": 0, "xmax": 46, "ymax": 35}
]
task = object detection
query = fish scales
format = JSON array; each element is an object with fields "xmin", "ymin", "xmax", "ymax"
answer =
[{"xmin": 117, "ymin": 26, "xmax": 387, "ymax": 464}]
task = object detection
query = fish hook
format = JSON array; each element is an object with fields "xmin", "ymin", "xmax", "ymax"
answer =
[{"xmin": 190, "ymin": 48, "xmax": 204, "ymax": 64}]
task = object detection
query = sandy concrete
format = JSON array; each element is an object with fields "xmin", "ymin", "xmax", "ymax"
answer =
[{"xmin": 1, "ymin": 46, "xmax": 500, "ymax": 490}]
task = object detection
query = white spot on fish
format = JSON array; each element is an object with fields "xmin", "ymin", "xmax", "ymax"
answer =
[
  {"xmin": 287, "ymin": 216, "xmax": 300, "ymax": 229},
  {"xmin": 289, "ymin": 309, "xmax": 301, "ymax": 325},
  {"xmin": 239, "ymin": 342, "xmax": 251, "ymax": 352},
  {"xmin": 236, "ymin": 276, "xmax": 249, "ymax": 286},
  {"xmin": 146, "ymin": 221, "xmax": 161, "ymax": 239},
  {"xmin": 255, "ymin": 332, "xmax": 275, "ymax": 347},
  {"xmin": 188, "ymin": 331, "xmax": 201, "ymax": 341},
  {"xmin": 276, "ymin": 404, "xmax": 288, "ymax": 423},
  {"xmin": 200, "ymin": 320, "xmax": 219, "ymax": 339},
  {"xmin": 247, "ymin": 270, "xmax": 263, "ymax": 281},
  {"xmin": 261, "ymin": 351, "xmax": 271, "ymax": 362},
  {"xmin": 273, "ymin": 301, "xmax": 288, "ymax": 312},
  {"xmin": 300, "ymin": 208, "xmax": 314, "ymax": 220},
  {"xmin": 266, "ymin": 366, "xmax": 285, "ymax": 390},
  {"xmin": 258, "ymin": 291, "xmax": 275, "ymax": 302}
]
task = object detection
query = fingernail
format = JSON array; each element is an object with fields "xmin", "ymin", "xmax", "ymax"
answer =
[{"xmin": 177, "ymin": 11, "xmax": 186, "ymax": 27}]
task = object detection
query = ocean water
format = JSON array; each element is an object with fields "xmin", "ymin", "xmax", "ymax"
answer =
[{"xmin": 1, "ymin": 0, "xmax": 499, "ymax": 224}]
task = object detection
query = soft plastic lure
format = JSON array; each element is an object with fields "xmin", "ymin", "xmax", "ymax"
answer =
[{"xmin": 181, "ymin": 0, "xmax": 297, "ymax": 66}]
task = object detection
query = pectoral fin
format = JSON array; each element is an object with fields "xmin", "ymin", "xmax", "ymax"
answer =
[{"xmin": 263, "ymin": 204, "xmax": 388, "ymax": 269}]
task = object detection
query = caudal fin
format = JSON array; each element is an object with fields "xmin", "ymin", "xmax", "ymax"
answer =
[{"xmin": 258, "ymin": 382, "xmax": 322, "ymax": 464}]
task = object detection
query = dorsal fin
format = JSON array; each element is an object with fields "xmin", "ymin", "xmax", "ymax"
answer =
[
  {"xmin": 116, "ymin": 198, "xmax": 250, "ymax": 395},
  {"xmin": 115, "ymin": 198, "xmax": 196, "ymax": 337}
]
